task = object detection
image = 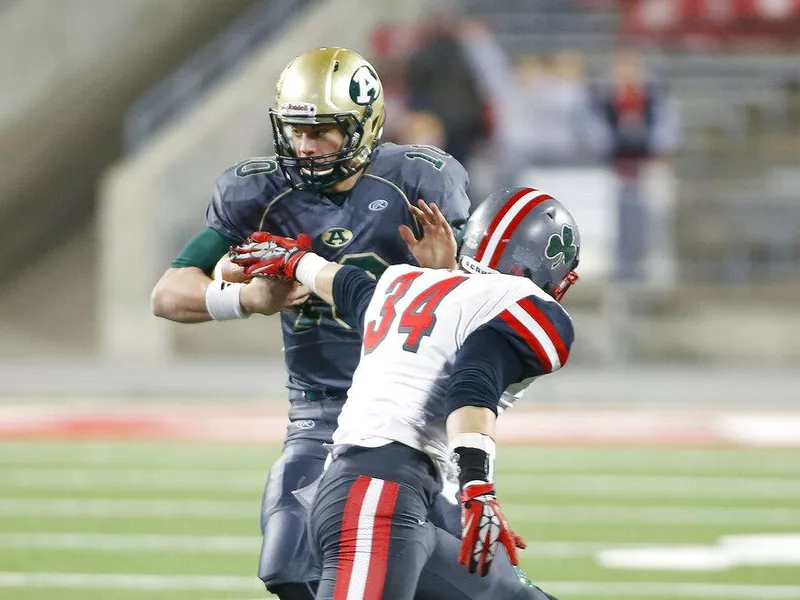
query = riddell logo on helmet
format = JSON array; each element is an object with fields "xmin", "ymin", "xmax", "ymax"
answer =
[
  {"xmin": 463, "ymin": 234, "xmax": 480, "ymax": 250},
  {"xmin": 280, "ymin": 102, "xmax": 317, "ymax": 117}
]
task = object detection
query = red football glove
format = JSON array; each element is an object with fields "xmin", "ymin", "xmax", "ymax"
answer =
[
  {"xmin": 459, "ymin": 482, "xmax": 526, "ymax": 577},
  {"xmin": 229, "ymin": 232, "xmax": 311, "ymax": 280}
]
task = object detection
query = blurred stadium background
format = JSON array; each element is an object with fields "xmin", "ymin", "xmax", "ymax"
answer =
[{"xmin": 1, "ymin": 0, "xmax": 799, "ymax": 598}]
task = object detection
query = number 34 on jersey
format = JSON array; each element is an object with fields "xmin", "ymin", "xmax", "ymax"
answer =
[{"xmin": 364, "ymin": 270, "xmax": 465, "ymax": 354}]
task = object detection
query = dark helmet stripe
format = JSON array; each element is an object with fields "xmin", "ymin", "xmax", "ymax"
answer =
[
  {"xmin": 474, "ymin": 187, "xmax": 531, "ymax": 264},
  {"xmin": 488, "ymin": 193, "xmax": 553, "ymax": 269},
  {"xmin": 475, "ymin": 187, "xmax": 553, "ymax": 269}
]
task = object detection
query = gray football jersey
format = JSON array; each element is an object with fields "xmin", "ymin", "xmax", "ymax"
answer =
[{"xmin": 205, "ymin": 143, "xmax": 471, "ymax": 392}]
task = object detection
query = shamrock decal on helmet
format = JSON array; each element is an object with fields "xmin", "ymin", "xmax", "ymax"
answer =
[{"xmin": 545, "ymin": 224, "xmax": 578, "ymax": 268}]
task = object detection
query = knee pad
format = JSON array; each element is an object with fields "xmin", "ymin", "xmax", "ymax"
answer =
[
  {"xmin": 258, "ymin": 435, "xmax": 327, "ymax": 587},
  {"xmin": 260, "ymin": 441, "xmax": 327, "ymax": 531},
  {"xmin": 266, "ymin": 581, "xmax": 317, "ymax": 600},
  {"xmin": 259, "ymin": 508, "xmax": 319, "ymax": 586}
]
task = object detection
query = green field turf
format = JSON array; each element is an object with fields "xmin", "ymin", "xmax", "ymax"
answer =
[{"xmin": 1, "ymin": 441, "xmax": 799, "ymax": 600}]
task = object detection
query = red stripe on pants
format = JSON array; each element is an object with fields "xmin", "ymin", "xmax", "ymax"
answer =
[
  {"xmin": 332, "ymin": 476, "xmax": 372, "ymax": 600},
  {"xmin": 363, "ymin": 480, "xmax": 400, "ymax": 600}
]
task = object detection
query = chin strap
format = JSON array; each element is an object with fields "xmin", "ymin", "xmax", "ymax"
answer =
[{"xmin": 552, "ymin": 271, "xmax": 579, "ymax": 302}]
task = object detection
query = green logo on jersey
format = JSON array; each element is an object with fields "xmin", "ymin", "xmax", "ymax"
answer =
[
  {"xmin": 321, "ymin": 227, "xmax": 353, "ymax": 248},
  {"xmin": 545, "ymin": 224, "xmax": 578, "ymax": 267}
]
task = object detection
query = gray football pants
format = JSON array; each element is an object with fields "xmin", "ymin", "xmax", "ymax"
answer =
[{"xmin": 310, "ymin": 442, "xmax": 557, "ymax": 600}]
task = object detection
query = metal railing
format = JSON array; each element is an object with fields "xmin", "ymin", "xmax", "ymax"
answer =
[{"xmin": 123, "ymin": 0, "xmax": 315, "ymax": 153}]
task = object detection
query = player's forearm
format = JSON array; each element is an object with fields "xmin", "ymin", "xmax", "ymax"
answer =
[
  {"xmin": 293, "ymin": 254, "xmax": 342, "ymax": 305},
  {"xmin": 151, "ymin": 267, "xmax": 214, "ymax": 323},
  {"xmin": 446, "ymin": 406, "xmax": 496, "ymax": 440},
  {"xmin": 447, "ymin": 406, "xmax": 497, "ymax": 488},
  {"xmin": 445, "ymin": 326, "xmax": 507, "ymax": 485}
]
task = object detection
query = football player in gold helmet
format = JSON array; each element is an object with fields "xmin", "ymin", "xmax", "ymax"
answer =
[
  {"xmin": 153, "ymin": 47, "xmax": 540, "ymax": 600},
  {"xmin": 269, "ymin": 47, "xmax": 386, "ymax": 191}
]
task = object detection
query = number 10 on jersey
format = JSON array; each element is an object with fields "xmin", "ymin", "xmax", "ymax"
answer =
[{"xmin": 363, "ymin": 271, "xmax": 466, "ymax": 354}]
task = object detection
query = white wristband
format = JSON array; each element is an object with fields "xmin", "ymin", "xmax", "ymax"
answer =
[
  {"xmin": 449, "ymin": 432, "xmax": 496, "ymax": 456},
  {"xmin": 205, "ymin": 281, "xmax": 251, "ymax": 321},
  {"xmin": 294, "ymin": 253, "xmax": 331, "ymax": 294}
]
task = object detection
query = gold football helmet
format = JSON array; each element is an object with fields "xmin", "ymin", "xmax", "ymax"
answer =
[{"xmin": 269, "ymin": 47, "xmax": 386, "ymax": 190}]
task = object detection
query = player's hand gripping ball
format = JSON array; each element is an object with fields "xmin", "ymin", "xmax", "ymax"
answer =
[{"xmin": 229, "ymin": 232, "xmax": 312, "ymax": 280}]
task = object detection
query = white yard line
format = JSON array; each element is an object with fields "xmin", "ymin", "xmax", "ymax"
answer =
[
  {"xmin": 501, "ymin": 451, "xmax": 800, "ymax": 475},
  {"xmin": 540, "ymin": 581, "xmax": 800, "ymax": 598},
  {"xmin": 0, "ymin": 571, "xmax": 261, "ymax": 591},
  {"xmin": 0, "ymin": 497, "xmax": 798, "ymax": 525},
  {"xmin": 2, "ymin": 469, "xmax": 800, "ymax": 499},
  {"xmin": 1, "ymin": 444, "xmax": 798, "ymax": 474},
  {"xmin": 507, "ymin": 504, "xmax": 800, "ymax": 527},
  {"xmin": 0, "ymin": 572, "xmax": 799, "ymax": 598},
  {"xmin": 0, "ymin": 468, "xmax": 263, "ymax": 491},
  {"xmin": 0, "ymin": 444, "xmax": 269, "ymax": 468},
  {"xmin": 3, "ymin": 533, "xmax": 800, "ymax": 566},
  {"xmin": 0, "ymin": 498, "xmax": 254, "ymax": 518},
  {"xmin": 503, "ymin": 474, "xmax": 800, "ymax": 498},
  {"xmin": 0, "ymin": 533, "xmax": 260, "ymax": 553},
  {"xmin": 0, "ymin": 532, "xmax": 605, "ymax": 557}
]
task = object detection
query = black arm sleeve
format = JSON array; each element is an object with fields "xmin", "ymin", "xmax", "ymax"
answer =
[
  {"xmin": 445, "ymin": 326, "xmax": 526, "ymax": 416},
  {"xmin": 331, "ymin": 265, "xmax": 378, "ymax": 335}
]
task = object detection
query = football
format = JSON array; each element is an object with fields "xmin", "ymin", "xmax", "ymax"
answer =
[{"xmin": 213, "ymin": 254, "xmax": 251, "ymax": 283}]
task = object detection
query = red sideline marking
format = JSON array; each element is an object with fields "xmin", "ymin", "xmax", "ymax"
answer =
[{"xmin": 0, "ymin": 403, "xmax": 799, "ymax": 447}]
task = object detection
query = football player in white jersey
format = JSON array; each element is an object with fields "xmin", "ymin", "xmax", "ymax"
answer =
[{"xmin": 231, "ymin": 187, "xmax": 579, "ymax": 600}]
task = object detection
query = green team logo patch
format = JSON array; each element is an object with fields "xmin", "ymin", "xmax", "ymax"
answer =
[
  {"xmin": 321, "ymin": 227, "xmax": 353, "ymax": 248},
  {"xmin": 545, "ymin": 224, "xmax": 578, "ymax": 267},
  {"xmin": 349, "ymin": 65, "xmax": 380, "ymax": 105}
]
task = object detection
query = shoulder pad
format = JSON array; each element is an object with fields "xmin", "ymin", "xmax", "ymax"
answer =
[
  {"xmin": 219, "ymin": 156, "xmax": 289, "ymax": 198},
  {"xmin": 369, "ymin": 143, "xmax": 469, "ymax": 194},
  {"xmin": 205, "ymin": 157, "xmax": 291, "ymax": 242},
  {"xmin": 491, "ymin": 287, "xmax": 574, "ymax": 375}
]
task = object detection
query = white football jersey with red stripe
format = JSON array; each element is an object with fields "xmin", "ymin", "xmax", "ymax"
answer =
[{"xmin": 333, "ymin": 263, "xmax": 573, "ymax": 473}]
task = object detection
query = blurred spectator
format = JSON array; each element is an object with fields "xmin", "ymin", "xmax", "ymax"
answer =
[
  {"xmin": 592, "ymin": 49, "xmax": 680, "ymax": 282},
  {"xmin": 404, "ymin": 12, "xmax": 490, "ymax": 166},
  {"xmin": 394, "ymin": 110, "xmax": 447, "ymax": 149},
  {"xmin": 507, "ymin": 53, "xmax": 549, "ymax": 163},
  {"xmin": 373, "ymin": 11, "xmax": 518, "ymax": 202},
  {"xmin": 457, "ymin": 18, "xmax": 522, "ymax": 201},
  {"xmin": 593, "ymin": 49, "xmax": 680, "ymax": 162},
  {"xmin": 512, "ymin": 49, "xmax": 605, "ymax": 165}
]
